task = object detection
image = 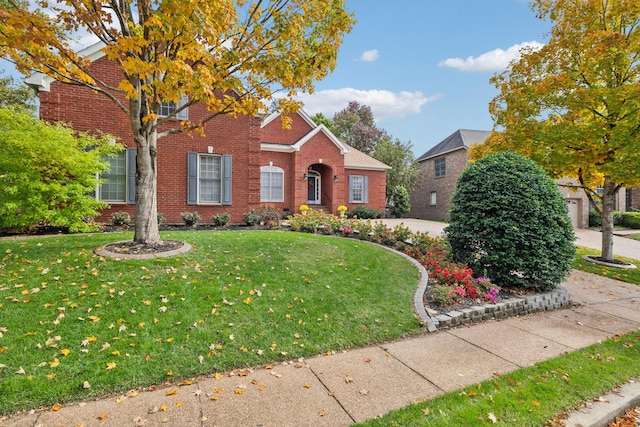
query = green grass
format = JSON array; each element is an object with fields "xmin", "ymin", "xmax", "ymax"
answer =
[
  {"xmin": 573, "ymin": 245, "xmax": 640, "ymax": 284},
  {"xmin": 356, "ymin": 330, "xmax": 640, "ymax": 426},
  {"xmin": 627, "ymin": 233, "xmax": 640, "ymax": 241},
  {"xmin": 0, "ymin": 230, "xmax": 420, "ymax": 414},
  {"xmin": 353, "ymin": 247, "xmax": 640, "ymax": 426}
]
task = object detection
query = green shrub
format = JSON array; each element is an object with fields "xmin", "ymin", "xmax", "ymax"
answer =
[
  {"xmin": 445, "ymin": 152, "xmax": 576, "ymax": 292},
  {"xmin": 157, "ymin": 212, "xmax": 165, "ymax": 225},
  {"xmin": 347, "ymin": 206, "xmax": 383, "ymax": 219},
  {"xmin": 212, "ymin": 212, "xmax": 231, "ymax": 226},
  {"xmin": 243, "ymin": 209, "xmax": 261, "ymax": 226},
  {"xmin": 613, "ymin": 211, "xmax": 624, "ymax": 226},
  {"xmin": 111, "ymin": 211, "xmax": 132, "ymax": 226},
  {"xmin": 0, "ymin": 108, "xmax": 121, "ymax": 233},
  {"xmin": 589, "ymin": 209, "xmax": 601, "ymax": 227},
  {"xmin": 180, "ymin": 211, "xmax": 201, "ymax": 226},
  {"xmin": 622, "ymin": 212, "xmax": 640, "ymax": 229},
  {"xmin": 390, "ymin": 185, "xmax": 411, "ymax": 218},
  {"xmin": 430, "ymin": 284, "xmax": 455, "ymax": 306},
  {"xmin": 391, "ymin": 223, "xmax": 412, "ymax": 243}
]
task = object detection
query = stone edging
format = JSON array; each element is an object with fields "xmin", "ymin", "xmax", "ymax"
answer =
[
  {"xmin": 427, "ymin": 287, "xmax": 573, "ymax": 330},
  {"xmin": 375, "ymin": 242, "xmax": 573, "ymax": 332},
  {"xmin": 94, "ymin": 241, "xmax": 192, "ymax": 260}
]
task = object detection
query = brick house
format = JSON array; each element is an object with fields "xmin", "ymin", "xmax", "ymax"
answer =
[
  {"xmin": 409, "ymin": 129, "xmax": 591, "ymax": 229},
  {"xmin": 25, "ymin": 43, "xmax": 389, "ymax": 224}
]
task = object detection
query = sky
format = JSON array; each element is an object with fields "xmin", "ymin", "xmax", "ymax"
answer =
[
  {"xmin": 0, "ymin": 0, "xmax": 552, "ymax": 157},
  {"xmin": 296, "ymin": 0, "xmax": 552, "ymax": 156}
]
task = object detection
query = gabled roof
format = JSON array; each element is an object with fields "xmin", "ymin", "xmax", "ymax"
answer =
[
  {"xmin": 261, "ymin": 109, "xmax": 317, "ymax": 129},
  {"xmin": 344, "ymin": 145, "xmax": 391, "ymax": 170},
  {"xmin": 417, "ymin": 129, "xmax": 492, "ymax": 162},
  {"xmin": 25, "ymin": 41, "xmax": 107, "ymax": 92},
  {"xmin": 261, "ymin": 110, "xmax": 390, "ymax": 171}
]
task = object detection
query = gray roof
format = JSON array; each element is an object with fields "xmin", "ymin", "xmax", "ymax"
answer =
[{"xmin": 417, "ymin": 129, "xmax": 492, "ymax": 161}]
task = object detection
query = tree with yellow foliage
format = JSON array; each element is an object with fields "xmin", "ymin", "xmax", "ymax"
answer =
[
  {"xmin": 0, "ymin": 0, "xmax": 354, "ymax": 245},
  {"xmin": 472, "ymin": 0, "xmax": 640, "ymax": 262}
]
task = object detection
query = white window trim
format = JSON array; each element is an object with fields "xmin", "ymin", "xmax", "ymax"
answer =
[
  {"xmin": 98, "ymin": 151, "xmax": 126, "ymax": 203},
  {"xmin": 260, "ymin": 165, "xmax": 284, "ymax": 202},
  {"xmin": 198, "ymin": 154, "xmax": 222, "ymax": 204},
  {"xmin": 158, "ymin": 95, "xmax": 189, "ymax": 120},
  {"xmin": 351, "ymin": 175, "xmax": 364, "ymax": 203},
  {"xmin": 430, "ymin": 191, "xmax": 437, "ymax": 206}
]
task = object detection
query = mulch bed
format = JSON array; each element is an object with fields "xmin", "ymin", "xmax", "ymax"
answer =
[{"xmin": 102, "ymin": 239, "xmax": 185, "ymax": 255}]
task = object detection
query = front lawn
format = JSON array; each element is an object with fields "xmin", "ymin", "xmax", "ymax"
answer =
[
  {"xmin": 0, "ymin": 230, "xmax": 420, "ymax": 414},
  {"xmin": 573, "ymin": 246, "xmax": 640, "ymax": 284}
]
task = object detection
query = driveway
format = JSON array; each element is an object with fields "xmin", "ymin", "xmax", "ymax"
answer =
[{"xmin": 381, "ymin": 218, "xmax": 640, "ymax": 260}]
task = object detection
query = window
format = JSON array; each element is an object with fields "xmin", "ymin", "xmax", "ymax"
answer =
[
  {"xmin": 199, "ymin": 155, "xmax": 222, "ymax": 203},
  {"xmin": 187, "ymin": 152, "xmax": 232, "ymax": 205},
  {"xmin": 434, "ymin": 157, "xmax": 446, "ymax": 178},
  {"xmin": 430, "ymin": 191, "xmax": 437, "ymax": 205},
  {"xmin": 98, "ymin": 148, "xmax": 136, "ymax": 204},
  {"xmin": 99, "ymin": 152, "xmax": 126, "ymax": 202},
  {"xmin": 158, "ymin": 95, "xmax": 188, "ymax": 120},
  {"xmin": 260, "ymin": 166, "xmax": 284, "ymax": 202},
  {"xmin": 348, "ymin": 175, "xmax": 368, "ymax": 203}
]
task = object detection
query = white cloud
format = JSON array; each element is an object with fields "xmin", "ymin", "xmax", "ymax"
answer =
[
  {"xmin": 296, "ymin": 88, "xmax": 439, "ymax": 122},
  {"xmin": 439, "ymin": 41, "xmax": 544, "ymax": 72},
  {"xmin": 357, "ymin": 49, "xmax": 379, "ymax": 62}
]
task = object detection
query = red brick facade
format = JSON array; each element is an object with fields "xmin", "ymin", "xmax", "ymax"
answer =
[{"xmin": 33, "ymin": 52, "xmax": 388, "ymax": 224}]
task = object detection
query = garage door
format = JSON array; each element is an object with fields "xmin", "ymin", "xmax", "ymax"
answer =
[{"xmin": 566, "ymin": 199, "xmax": 580, "ymax": 229}]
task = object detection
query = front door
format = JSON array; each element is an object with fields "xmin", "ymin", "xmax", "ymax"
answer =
[{"xmin": 307, "ymin": 171, "xmax": 321, "ymax": 205}]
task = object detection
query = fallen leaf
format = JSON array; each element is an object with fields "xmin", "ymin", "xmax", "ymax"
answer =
[
  {"xmin": 16, "ymin": 367, "xmax": 25, "ymax": 375},
  {"xmin": 83, "ymin": 381, "xmax": 91, "ymax": 389},
  {"xmin": 533, "ymin": 401, "xmax": 541, "ymax": 407},
  {"xmin": 178, "ymin": 380, "xmax": 193, "ymax": 386},
  {"xmin": 423, "ymin": 407, "xmax": 430, "ymax": 416},
  {"xmin": 97, "ymin": 413, "xmax": 108, "ymax": 420},
  {"xmin": 51, "ymin": 403, "xmax": 62, "ymax": 411},
  {"xmin": 60, "ymin": 349, "xmax": 71, "ymax": 356},
  {"xmin": 234, "ymin": 388, "xmax": 243, "ymax": 395},
  {"xmin": 160, "ymin": 405, "xmax": 168, "ymax": 412},
  {"xmin": 303, "ymin": 383, "xmax": 311, "ymax": 389},
  {"xmin": 166, "ymin": 390, "xmax": 178, "ymax": 396},
  {"xmin": 106, "ymin": 361, "xmax": 116, "ymax": 370},
  {"xmin": 47, "ymin": 372, "xmax": 56, "ymax": 380},
  {"xmin": 488, "ymin": 412, "xmax": 497, "ymax": 423}
]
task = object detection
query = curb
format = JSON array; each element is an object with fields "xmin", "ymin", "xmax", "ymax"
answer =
[{"xmin": 564, "ymin": 380, "xmax": 640, "ymax": 427}]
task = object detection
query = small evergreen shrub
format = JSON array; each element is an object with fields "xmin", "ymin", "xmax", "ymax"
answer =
[
  {"xmin": 111, "ymin": 212, "xmax": 132, "ymax": 226},
  {"xmin": 613, "ymin": 211, "xmax": 624, "ymax": 226},
  {"xmin": 243, "ymin": 209, "xmax": 261, "ymax": 226},
  {"xmin": 390, "ymin": 185, "xmax": 411, "ymax": 218},
  {"xmin": 347, "ymin": 206, "xmax": 383, "ymax": 219},
  {"xmin": 157, "ymin": 212, "xmax": 164, "ymax": 225},
  {"xmin": 212, "ymin": 212, "xmax": 231, "ymax": 226},
  {"xmin": 445, "ymin": 152, "xmax": 575, "ymax": 292},
  {"xmin": 180, "ymin": 211, "xmax": 201, "ymax": 226},
  {"xmin": 589, "ymin": 209, "xmax": 601, "ymax": 227},
  {"xmin": 622, "ymin": 212, "xmax": 640, "ymax": 229}
]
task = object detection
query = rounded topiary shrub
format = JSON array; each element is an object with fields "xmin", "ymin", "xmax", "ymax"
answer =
[{"xmin": 445, "ymin": 151, "xmax": 575, "ymax": 292}]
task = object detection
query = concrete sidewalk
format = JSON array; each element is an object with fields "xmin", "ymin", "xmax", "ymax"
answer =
[
  {"xmin": 2, "ymin": 219, "xmax": 640, "ymax": 426},
  {"xmin": 3, "ymin": 270, "xmax": 639, "ymax": 427}
]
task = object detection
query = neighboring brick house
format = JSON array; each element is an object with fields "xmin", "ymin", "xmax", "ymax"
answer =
[
  {"xmin": 409, "ymin": 129, "xmax": 591, "ymax": 229},
  {"xmin": 26, "ymin": 42, "xmax": 389, "ymax": 224}
]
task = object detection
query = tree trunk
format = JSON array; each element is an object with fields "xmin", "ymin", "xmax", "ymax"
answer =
[
  {"xmin": 132, "ymin": 132, "xmax": 161, "ymax": 245},
  {"xmin": 600, "ymin": 177, "xmax": 617, "ymax": 262}
]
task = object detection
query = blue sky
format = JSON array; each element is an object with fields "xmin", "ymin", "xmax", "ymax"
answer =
[
  {"xmin": 0, "ymin": 0, "xmax": 551, "ymax": 156},
  {"xmin": 297, "ymin": 0, "xmax": 552, "ymax": 156}
]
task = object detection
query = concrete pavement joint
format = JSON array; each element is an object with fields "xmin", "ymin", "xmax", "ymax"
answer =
[
  {"xmin": 376, "ymin": 344, "xmax": 445, "ymax": 394},
  {"xmin": 307, "ymin": 364, "xmax": 357, "ymax": 424}
]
